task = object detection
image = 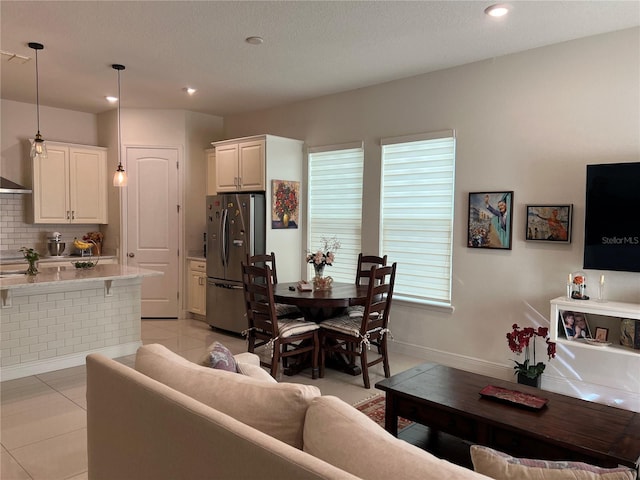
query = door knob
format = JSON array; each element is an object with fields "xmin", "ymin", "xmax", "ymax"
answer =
[{"xmin": 128, "ymin": 252, "xmax": 135, "ymax": 258}]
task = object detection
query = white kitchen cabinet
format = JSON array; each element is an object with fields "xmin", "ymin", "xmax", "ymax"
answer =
[
  {"xmin": 32, "ymin": 141, "xmax": 108, "ymax": 224},
  {"xmin": 188, "ymin": 259, "xmax": 206, "ymax": 315},
  {"xmin": 213, "ymin": 138, "xmax": 265, "ymax": 192}
]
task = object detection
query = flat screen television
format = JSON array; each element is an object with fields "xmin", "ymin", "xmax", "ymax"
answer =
[{"xmin": 583, "ymin": 162, "xmax": 640, "ymax": 272}]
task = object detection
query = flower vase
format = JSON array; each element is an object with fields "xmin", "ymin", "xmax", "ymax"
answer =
[
  {"xmin": 517, "ymin": 373, "xmax": 541, "ymax": 388},
  {"xmin": 26, "ymin": 260, "xmax": 38, "ymax": 276},
  {"xmin": 312, "ymin": 264, "xmax": 333, "ymax": 291},
  {"xmin": 282, "ymin": 213, "xmax": 290, "ymax": 228}
]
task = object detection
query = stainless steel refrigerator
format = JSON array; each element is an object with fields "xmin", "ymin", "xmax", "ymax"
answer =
[{"xmin": 206, "ymin": 193, "xmax": 265, "ymax": 333}]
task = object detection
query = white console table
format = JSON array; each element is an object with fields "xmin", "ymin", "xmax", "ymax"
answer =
[{"xmin": 548, "ymin": 297, "xmax": 639, "ymax": 412}]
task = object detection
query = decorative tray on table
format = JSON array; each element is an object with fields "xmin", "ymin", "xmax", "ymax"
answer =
[{"xmin": 479, "ymin": 385, "xmax": 549, "ymax": 410}]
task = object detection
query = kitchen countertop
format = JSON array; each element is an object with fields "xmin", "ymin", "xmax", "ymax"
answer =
[
  {"xmin": 0, "ymin": 264, "xmax": 162, "ymax": 290},
  {"xmin": 0, "ymin": 254, "xmax": 116, "ymax": 266}
]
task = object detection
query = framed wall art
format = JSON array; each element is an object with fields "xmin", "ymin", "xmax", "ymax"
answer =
[
  {"xmin": 525, "ymin": 205, "xmax": 572, "ymax": 243},
  {"xmin": 467, "ymin": 191, "xmax": 513, "ymax": 249},
  {"xmin": 271, "ymin": 179, "xmax": 300, "ymax": 229}
]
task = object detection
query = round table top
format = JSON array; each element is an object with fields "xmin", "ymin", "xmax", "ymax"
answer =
[{"xmin": 273, "ymin": 282, "xmax": 368, "ymax": 309}]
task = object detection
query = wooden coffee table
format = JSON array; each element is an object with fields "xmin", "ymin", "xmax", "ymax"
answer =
[{"xmin": 376, "ymin": 363, "xmax": 640, "ymax": 470}]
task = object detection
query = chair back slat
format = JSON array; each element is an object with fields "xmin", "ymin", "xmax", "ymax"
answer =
[
  {"xmin": 355, "ymin": 253, "xmax": 388, "ymax": 286},
  {"xmin": 358, "ymin": 264, "xmax": 396, "ymax": 333},
  {"xmin": 246, "ymin": 252, "xmax": 278, "ymax": 284},
  {"xmin": 241, "ymin": 263, "xmax": 279, "ymax": 337}
]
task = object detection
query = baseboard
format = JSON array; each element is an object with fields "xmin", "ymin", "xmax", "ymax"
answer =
[{"xmin": 0, "ymin": 341, "xmax": 142, "ymax": 381}]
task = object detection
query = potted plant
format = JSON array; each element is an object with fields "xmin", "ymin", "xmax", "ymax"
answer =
[
  {"xmin": 506, "ymin": 324, "xmax": 556, "ymax": 388},
  {"xmin": 20, "ymin": 247, "xmax": 40, "ymax": 275},
  {"xmin": 305, "ymin": 236, "xmax": 340, "ymax": 290}
]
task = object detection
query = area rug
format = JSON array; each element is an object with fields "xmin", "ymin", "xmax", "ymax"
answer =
[{"xmin": 353, "ymin": 393, "xmax": 413, "ymax": 432}]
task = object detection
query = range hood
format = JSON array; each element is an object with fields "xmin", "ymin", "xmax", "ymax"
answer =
[{"xmin": 0, "ymin": 177, "xmax": 32, "ymax": 194}]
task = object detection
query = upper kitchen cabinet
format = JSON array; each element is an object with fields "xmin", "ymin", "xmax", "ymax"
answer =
[
  {"xmin": 214, "ymin": 138, "xmax": 265, "ymax": 192},
  {"xmin": 32, "ymin": 141, "xmax": 108, "ymax": 224}
]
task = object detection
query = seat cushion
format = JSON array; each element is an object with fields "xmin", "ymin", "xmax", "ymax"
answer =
[
  {"xmin": 278, "ymin": 317, "xmax": 320, "ymax": 338},
  {"xmin": 470, "ymin": 445, "xmax": 637, "ymax": 480},
  {"xmin": 135, "ymin": 343, "xmax": 321, "ymax": 449},
  {"xmin": 320, "ymin": 314, "xmax": 361, "ymax": 336},
  {"xmin": 275, "ymin": 302, "xmax": 302, "ymax": 318},
  {"xmin": 303, "ymin": 395, "xmax": 491, "ymax": 480}
]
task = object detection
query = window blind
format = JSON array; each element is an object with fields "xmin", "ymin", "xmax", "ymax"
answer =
[
  {"xmin": 307, "ymin": 144, "xmax": 364, "ymax": 282},
  {"xmin": 381, "ymin": 131, "xmax": 456, "ymax": 305}
]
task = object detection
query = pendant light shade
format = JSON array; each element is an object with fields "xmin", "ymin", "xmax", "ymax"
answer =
[
  {"xmin": 112, "ymin": 64, "xmax": 127, "ymax": 187},
  {"xmin": 28, "ymin": 42, "xmax": 47, "ymax": 160}
]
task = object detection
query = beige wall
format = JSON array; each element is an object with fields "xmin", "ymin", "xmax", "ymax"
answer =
[
  {"xmin": 223, "ymin": 28, "xmax": 640, "ymax": 407},
  {"xmin": 1, "ymin": 99, "xmax": 97, "ymax": 188}
]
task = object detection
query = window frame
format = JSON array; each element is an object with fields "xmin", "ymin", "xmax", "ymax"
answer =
[{"xmin": 380, "ymin": 129, "xmax": 456, "ymax": 307}]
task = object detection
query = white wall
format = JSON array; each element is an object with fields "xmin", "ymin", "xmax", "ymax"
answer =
[
  {"xmin": 223, "ymin": 28, "xmax": 640, "ymax": 409},
  {"xmin": 1, "ymin": 99, "xmax": 97, "ymax": 188}
]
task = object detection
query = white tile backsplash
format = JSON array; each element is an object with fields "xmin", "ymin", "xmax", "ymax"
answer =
[{"xmin": 0, "ymin": 193, "xmax": 98, "ymax": 257}]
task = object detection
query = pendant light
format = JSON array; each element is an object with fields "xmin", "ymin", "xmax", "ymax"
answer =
[
  {"xmin": 112, "ymin": 64, "xmax": 127, "ymax": 187},
  {"xmin": 28, "ymin": 42, "xmax": 47, "ymax": 159}
]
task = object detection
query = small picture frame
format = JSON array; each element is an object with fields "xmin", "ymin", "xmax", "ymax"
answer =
[
  {"xmin": 525, "ymin": 205, "xmax": 572, "ymax": 243},
  {"xmin": 560, "ymin": 311, "xmax": 592, "ymax": 340},
  {"xmin": 594, "ymin": 327, "xmax": 609, "ymax": 342},
  {"xmin": 467, "ymin": 191, "xmax": 514, "ymax": 249}
]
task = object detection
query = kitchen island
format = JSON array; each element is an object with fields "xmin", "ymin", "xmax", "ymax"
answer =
[{"xmin": 0, "ymin": 264, "xmax": 162, "ymax": 380}]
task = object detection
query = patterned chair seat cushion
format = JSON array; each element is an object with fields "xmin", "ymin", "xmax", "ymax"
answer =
[
  {"xmin": 321, "ymin": 314, "xmax": 368, "ymax": 337},
  {"xmin": 278, "ymin": 317, "xmax": 320, "ymax": 338},
  {"xmin": 275, "ymin": 303, "xmax": 302, "ymax": 318}
]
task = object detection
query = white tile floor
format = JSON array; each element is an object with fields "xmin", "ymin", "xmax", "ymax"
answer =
[{"xmin": 1, "ymin": 317, "xmax": 423, "ymax": 480}]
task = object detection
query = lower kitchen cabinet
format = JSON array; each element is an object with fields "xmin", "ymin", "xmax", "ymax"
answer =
[{"xmin": 188, "ymin": 259, "xmax": 206, "ymax": 316}]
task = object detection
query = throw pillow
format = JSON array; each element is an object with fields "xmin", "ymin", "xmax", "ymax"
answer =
[
  {"xmin": 470, "ymin": 445, "xmax": 637, "ymax": 480},
  {"xmin": 208, "ymin": 341, "xmax": 237, "ymax": 372}
]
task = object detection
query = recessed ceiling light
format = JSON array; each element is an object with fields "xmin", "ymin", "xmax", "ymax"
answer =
[
  {"xmin": 105, "ymin": 96, "xmax": 118, "ymax": 103},
  {"xmin": 183, "ymin": 87, "xmax": 197, "ymax": 96},
  {"xmin": 245, "ymin": 36, "xmax": 264, "ymax": 45},
  {"xmin": 484, "ymin": 4, "xmax": 509, "ymax": 17}
]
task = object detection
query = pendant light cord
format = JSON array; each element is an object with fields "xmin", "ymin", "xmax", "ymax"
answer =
[
  {"xmin": 117, "ymin": 67, "xmax": 121, "ymax": 169},
  {"xmin": 35, "ymin": 47, "xmax": 40, "ymax": 134}
]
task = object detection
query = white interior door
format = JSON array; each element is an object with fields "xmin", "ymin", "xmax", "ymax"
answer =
[{"xmin": 126, "ymin": 147, "xmax": 180, "ymax": 318}]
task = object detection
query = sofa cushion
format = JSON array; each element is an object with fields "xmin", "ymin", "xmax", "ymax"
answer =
[
  {"xmin": 236, "ymin": 361, "xmax": 277, "ymax": 383},
  {"xmin": 303, "ymin": 395, "xmax": 490, "ymax": 480},
  {"xmin": 208, "ymin": 341, "xmax": 237, "ymax": 371},
  {"xmin": 135, "ymin": 343, "xmax": 320, "ymax": 449},
  {"xmin": 470, "ymin": 445, "xmax": 637, "ymax": 480}
]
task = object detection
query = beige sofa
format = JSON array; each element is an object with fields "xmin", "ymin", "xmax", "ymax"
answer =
[{"xmin": 86, "ymin": 343, "xmax": 490, "ymax": 480}]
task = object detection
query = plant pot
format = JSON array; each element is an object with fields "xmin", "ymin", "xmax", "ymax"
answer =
[{"xmin": 517, "ymin": 373, "xmax": 541, "ymax": 388}]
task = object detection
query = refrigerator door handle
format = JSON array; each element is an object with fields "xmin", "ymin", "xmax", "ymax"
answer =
[{"xmin": 220, "ymin": 208, "xmax": 229, "ymax": 268}]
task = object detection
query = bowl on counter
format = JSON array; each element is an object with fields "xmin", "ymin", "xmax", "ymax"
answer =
[{"xmin": 47, "ymin": 242, "xmax": 66, "ymax": 257}]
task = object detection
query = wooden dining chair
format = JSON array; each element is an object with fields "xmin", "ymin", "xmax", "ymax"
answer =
[
  {"xmin": 241, "ymin": 262, "xmax": 320, "ymax": 379},
  {"xmin": 355, "ymin": 253, "xmax": 388, "ymax": 285},
  {"xmin": 319, "ymin": 263, "xmax": 397, "ymax": 388},
  {"xmin": 246, "ymin": 252, "xmax": 301, "ymax": 318}
]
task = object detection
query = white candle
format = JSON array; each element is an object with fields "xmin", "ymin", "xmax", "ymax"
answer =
[
  {"xmin": 600, "ymin": 274, "xmax": 605, "ymax": 286},
  {"xmin": 568, "ymin": 274, "xmax": 572, "ymax": 284}
]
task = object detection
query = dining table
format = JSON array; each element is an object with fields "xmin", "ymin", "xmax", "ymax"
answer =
[{"xmin": 273, "ymin": 281, "xmax": 370, "ymax": 376}]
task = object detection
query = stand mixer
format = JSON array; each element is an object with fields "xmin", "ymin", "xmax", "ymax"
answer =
[{"xmin": 47, "ymin": 232, "xmax": 66, "ymax": 256}]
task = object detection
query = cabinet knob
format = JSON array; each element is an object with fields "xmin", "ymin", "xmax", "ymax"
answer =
[{"xmin": 128, "ymin": 252, "xmax": 135, "ymax": 258}]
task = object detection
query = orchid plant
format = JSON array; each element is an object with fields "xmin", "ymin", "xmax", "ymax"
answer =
[{"xmin": 506, "ymin": 324, "xmax": 556, "ymax": 379}]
